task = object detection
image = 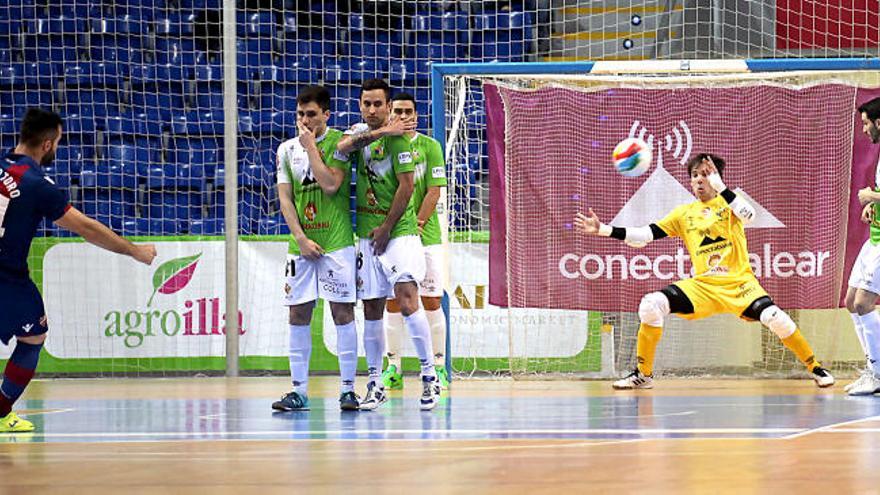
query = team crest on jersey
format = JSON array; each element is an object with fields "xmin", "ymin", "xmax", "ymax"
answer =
[
  {"xmin": 284, "ymin": 283, "xmax": 291, "ymax": 294},
  {"xmin": 371, "ymin": 144, "xmax": 385, "ymax": 160},
  {"xmin": 366, "ymin": 187, "xmax": 378, "ymax": 206},
  {"xmin": 412, "ymin": 149, "xmax": 421, "ymax": 161},
  {"xmin": 304, "ymin": 201, "xmax": 317, "ymax": 221}
]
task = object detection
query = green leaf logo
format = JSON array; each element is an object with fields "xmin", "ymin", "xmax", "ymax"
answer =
[{"xmin": 147, "ymin": 253, "xmax": 202, "ymax": 306}]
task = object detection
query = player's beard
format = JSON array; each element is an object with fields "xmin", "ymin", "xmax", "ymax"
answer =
[{"xmin": 40, "ymin": 148, "xmax": 56, "ymax": 166}]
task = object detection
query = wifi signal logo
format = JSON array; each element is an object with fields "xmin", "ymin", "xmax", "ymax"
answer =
[{"xmin": 627, "ymin": 120, "xmax": 693, "ymax": 166}]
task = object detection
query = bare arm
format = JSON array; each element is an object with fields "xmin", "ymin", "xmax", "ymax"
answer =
[
  {"xmin": 336, "ymin": 116, "xmax": 416, "ymax": 155},
  {"xmin": 277, "ymin": 183, "xmax": 324, "ymax": 260},
  {"xmin": 417, "ymin": 185, "xmax": 441, "ymax": 228},
  {"xmin": 369, "ymin": 171, "xmax": 415, "ymax": 255},
  {"xmin": 298, "ymin": 123, "xmax": 345, "ymax": 196},
  {"xmin": 54, "ymin": 207, "xmax": 156, "ymax": 264}
]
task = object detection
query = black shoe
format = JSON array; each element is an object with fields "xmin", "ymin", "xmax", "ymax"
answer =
[{"xmin": 339, "ymin": 391, "xmax": 360, "ymax": 411}]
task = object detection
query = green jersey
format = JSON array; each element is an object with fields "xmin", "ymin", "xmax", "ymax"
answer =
[
  {"xmin": 276, "ymin": 128, "xmax": 353, "ymax": 255},
  {"xmin": 347, "ymin": 124, "xmax": 419, "ymax": 239},
  {"xmin": 409, "ymin": 133, "xmax": 447, "ymax": 246}
]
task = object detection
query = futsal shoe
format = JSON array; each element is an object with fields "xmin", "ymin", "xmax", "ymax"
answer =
[
  {"xmin": 435, "ymin": 365, "xmax": 450, "ymax": 390},
  {"xmin": 847, "ymin": 373, "xmax": 880, "ymax": 396},
  {"xmin": 845, "ymin": 367, "xmax": 872, "ymax": 393},
  {"xmin": 381, "ymin": 365, "xmax": 404, "ymax": 390},
  {"xmin": 339, "ymin": 391, "xmax": 360, "ymax": 411},
  {"xmin": 420, "ymin": 375, "xmax": 438, "ymax": 411},
  {"xmin": 612, "ymin": 369, "xmax": 654, "ymax": 390},
  {"xmin": 0, "ymin": 412, "xmax": 34, "ymax": 432},
  {"xmin": 272, "ymin": 391, "xmax": 310, "ymax": 411},
  {"xmin": 811, "ymin": 366, "xmax": 835, "ymax": 388},
  {"xmin": 360, "ymin": 382, "xmax": 388, "ymax": 411}
]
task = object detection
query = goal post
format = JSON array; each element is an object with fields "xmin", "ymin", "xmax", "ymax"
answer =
[{"xmin": 434, "ymin": 58, "xmax": 880, "ymax": 379}]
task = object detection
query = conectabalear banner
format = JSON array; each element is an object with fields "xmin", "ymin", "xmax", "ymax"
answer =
[{"xmin": 487, "ymin": 82, "xmax": 880, "ymax": 311}]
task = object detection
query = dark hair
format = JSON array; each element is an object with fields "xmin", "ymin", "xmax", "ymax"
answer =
[
  {"xmin": 361, "ymin": 78, "xmax": 391, "ymax": 101},
  {"xmin": 391, "ymin": 92, "xmax": 416, "ymax": 105},
  {"xmin": 19, "ymin": 107, "xmax": 63, "ymax": 148},
  {"xmin": 686, "ymin": 153, "xmax": 726, "ymax": 177},
  {"xmin": 296, "ymin": 85, "xmax": 330, "ymax": 112},
  {"xmin": 858, "ymin": 97, "xmax": 880, "ymax": 122}
]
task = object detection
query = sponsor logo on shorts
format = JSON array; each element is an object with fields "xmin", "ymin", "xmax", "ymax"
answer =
[{"xmin": 21, "ymin": 323, "xmax": 33, "ymax": 333}]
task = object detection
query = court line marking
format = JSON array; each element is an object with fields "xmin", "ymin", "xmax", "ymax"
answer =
[
  {"xmin": 199, "ymin": 410, "xmax": 698, "ymax": 421},
  {"xmin": 782, "ymin": 414, "xmax": 880, "ymax": 440},
  {"xmin": 20, "ymin": 408, "xmax": 75, "ymax": 417},
  {"xmin": 0, "ymin": 427, "xmax": 804, "ymax": 440}
]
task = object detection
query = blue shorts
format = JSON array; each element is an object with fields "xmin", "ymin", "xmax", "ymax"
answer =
[{"xmin": 0, "ymin": 277, "xmax": 48, "ymax": 345}]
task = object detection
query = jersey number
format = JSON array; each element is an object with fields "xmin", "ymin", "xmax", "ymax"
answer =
[{"xmin": 0, "ymin": 193, "xmax": 10, "ymax": 238}]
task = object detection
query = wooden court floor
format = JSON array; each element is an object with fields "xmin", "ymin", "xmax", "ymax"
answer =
[{"xmin": 0, "ymin": 377, "xmax": 879, "ymax": 494}]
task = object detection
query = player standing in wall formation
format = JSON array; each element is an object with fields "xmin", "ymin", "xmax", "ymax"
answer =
[
  {"xmin": 381, "ymin": 93, "xmax": 450, "ymax": 392},
  {"xmin": 272, "ymin": 86, "xmax": 361, "ymax": 412},
  {"xmin": 336, "ymin": 79, "xmax": 441, "ymax": 411},
  {"xmin": 574, "ymin": 153, "xmax": 835, "ymax": 389},
  {"xmin": 846, "ymin": 96, "xmax": 880, "ymax": 396},
  {"xmin": 0, "ymin": 108, "xmax": 157, "ymax": 432}
]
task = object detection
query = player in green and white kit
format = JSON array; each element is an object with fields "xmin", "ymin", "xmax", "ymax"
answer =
[
  {"xmin": 337, "ymin": 79, "xmax": 440, "ymax": 411},
  {"xmin": 272, "ymin": 86, "xmax": 360, "ymax": 412},
  {"xmin": 847, "ymin": 96, "xmax": 880, "ymax": 396},
  {"xmin": 382, "ymin": 93, "xmax": 450, "ymax": 391}
]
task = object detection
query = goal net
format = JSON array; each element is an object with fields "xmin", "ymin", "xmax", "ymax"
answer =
[{"xmin": 443, "ymin": 64, "xmax": 880, "ymax": 379}]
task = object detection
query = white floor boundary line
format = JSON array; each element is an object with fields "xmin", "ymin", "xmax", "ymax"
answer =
[{"xmin": 783, "ymin": 415, "xmax": 880, "ymax": 440}]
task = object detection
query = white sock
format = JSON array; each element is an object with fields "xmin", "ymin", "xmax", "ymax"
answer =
[
  {"xmin": 363, "ymin": 319, "xmax": 385, "ymax": 385},
  {"xmin": 857, "ymin": 311, "xmax": 880, "ymax": 375},
  {"xmin": 336, "ymin": 321, "xmax": 357, "ymax": 393},
  {"xmin": 288, "ymin": 324, "xmax": 311, "ymax": 394},
  {"xmin": 426, "ymin": 307, "xmax": 446, "ymax": 366},
  {"xmin": 384, "ymin": 310, "xmax": 404, "ymax": 370},
  {"xmin": 404, "ymin": 309, "xmax": 437, "ymax": 378},
  {"xmin": 850, "ymin": 312, "xmax": 869, "ymax": 363}
]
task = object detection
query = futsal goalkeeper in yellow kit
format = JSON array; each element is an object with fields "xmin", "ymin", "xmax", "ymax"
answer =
[{"xmin": 575, "ymin": 153, "xmax": 835, "ymax": 389}]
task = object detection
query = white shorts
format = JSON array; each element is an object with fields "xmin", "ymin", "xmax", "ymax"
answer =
[
  {"xmin": 283, "ymin": 245, "xmax": 357, "ymax": 306},
  {"xmin": 419, "ymin": 244, "xmax": 446, "ymax": 297},
  {"xmin": 849, "ymin": 239, "xmax": 880, "ymax": 294},
  {"xmin": 357, "ymin": 235, "xmax": 426, "ymax": 300}
]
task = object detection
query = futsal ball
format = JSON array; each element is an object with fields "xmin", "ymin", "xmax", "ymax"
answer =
[{"xmin": 612, "ymin": 138, "xmax": 652, "ymax": 177}]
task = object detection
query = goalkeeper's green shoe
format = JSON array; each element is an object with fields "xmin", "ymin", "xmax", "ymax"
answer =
[
  {"xmin": 435, "ymin": 365, "xmax": 450, "ymax": 390},
  {"xmin": 0, "ymin": 412, "xmax": 34, "ymax": 432},
  {"xmin": 381, "ymin": 365, "xmax": 404, "ymax": 390}
]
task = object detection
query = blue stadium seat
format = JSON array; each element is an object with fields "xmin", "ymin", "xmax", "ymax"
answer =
[
  {"xmin": 180, "ymin": 0, "xmax": 221, "ymax": 9},
  {"xmin": 47, "ymin": 2, "xmax": 101, "ymax": 20},
  {"xmin": 282, "ymin": 39, "xmax": 335, "ymax": 58},
  {"xmin": 281, "ymin": 12, "xmax": 297, "ymax": 34},
  {"xmin": 173, "ymin": 137, "xmax": 222, "ymax": 179},
  {"xmin": 0, "ymin": 89, "xmax": 54, "ymax": 118},
  {"xmin": 389, "ymin": 60, "xmax": 418, "ymax": 85},
  {"xmin": 105, "ymin": 111, "xmax": 164, "ymax": 139},
  {"xmin": 91, "ymin": 14, "xmax": 149, "ymax": 35},
  {"xmin": 65, "ymin": 89, "xmax": 120, "ymax": 118},
  {"xmin": 236, "ymin": 38, "xmax": 274, "ymax": 71},
  {"xmin": 90, "ymin": 36, "xmax": 146, "ymax": 65},
  {"xmin": 412, "ymin": 33, "xmax": 463, "ymax": 60},
  {"xmin": 141, "ymin": 218, "xmax": 183, "ymax": 236},
  {"xmin": 154, "ymin": 12, "xmax": 197, "ymax": 36},
  {"xmin": 170, "ymin": 111, "xmax": 224, "ymax": 135},
  {"xmin": 257, "ymin": 216, "xmax": 290, "ymax": 235},
  {"xmin": 28, "ymin": 17, "xmax": 88, "ymax": 36},
  {"xmin": 129, "ymin": 91, "xmax": 182, "ymax": 122},
  {"xmin": 325, "ymin": 58, "xmax": 388, "ymax": 83},
  {"xmin": 63, "ymin": 62, "xmax": 124, "ymax": 87},
  {"xmin": 156, "ymin": 38, "xmax": 205, "ymax": 66},
  {"xmin": 477, "ymin": 34, "xmax": 527, "ymax": 62},
  {"xmin": 237, "ymin": 11, "xmax": 275, "ymax": 37},
  {"xmin": 79, "ymin": 190, "xmax": 137, "ymax": 218},
  {"xmin": 0, "ymin": 62, "xmax": 56, "ymax": 88},
  {"xmin": 61, "ymin": 112, "xmax": 99, "ymax": 135},
  {"xmin": 146, "ymin": 191, "xmax": 203, "ymax": 220},
  {"xmin": 189, "ymin": 217, "xmax": 224, "ymax": 235},
  {"xmin": 266, "ymin": 56, "xmax": 321, "ymax": 83},
  {"xmin": 411, "ymin": 11, "xmax": 468, "ymax": 32},
  {"xmin": 106, "ymin": 142, "xmax": 154, "ymax": 178}
]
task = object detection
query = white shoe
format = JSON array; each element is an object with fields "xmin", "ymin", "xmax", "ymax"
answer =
[
  {"xmin": 612, "ymin": 369, "xmax": 654, "ymax": 390},
  {"xmin": 811, "ymin": 366, "xmax": 835, "ymax": 388},
  {"xmin": 847, "ymin": 372, "xmax": 880, "ymax": 396},
  {"xmin": 844, "ymin": 368, "xmax": 871, "ymax": 393},
  {"xmin": 420, "ymin": 375, "xmax": 438, "ymax": 411},
  {"xmin": 359, "ymin": 381, "xmax": 388, "ymax": 411}
]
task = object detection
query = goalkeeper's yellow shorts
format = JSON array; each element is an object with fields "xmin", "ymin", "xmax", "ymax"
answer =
[{"xmin": 671, "ymin": 274, "xmax": 769, "ymax": 321}]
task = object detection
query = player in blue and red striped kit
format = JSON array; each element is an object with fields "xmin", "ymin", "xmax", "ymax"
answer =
[{"xmin": 0, "ymin": 108, "xmax": 157, "ymax": 432}]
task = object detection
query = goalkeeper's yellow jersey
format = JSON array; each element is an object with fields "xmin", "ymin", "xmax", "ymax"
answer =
[{"xmin": 655, "ymin": 194, "xmax": 753, "ymax": 280}]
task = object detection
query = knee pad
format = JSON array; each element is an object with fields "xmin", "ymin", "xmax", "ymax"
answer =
[
  {"xmin": 638, "ymin": 292, "xmax": 670, "ymax": 327},
  {"xmin": 759, "ymin": 305, "xmax": 796, "ymax": 339}
]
